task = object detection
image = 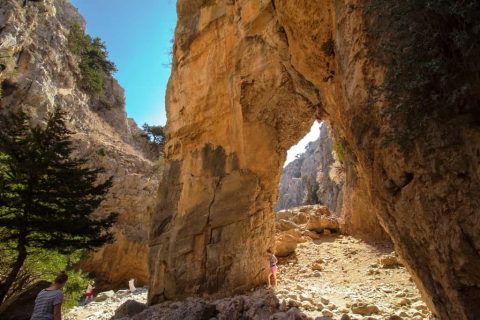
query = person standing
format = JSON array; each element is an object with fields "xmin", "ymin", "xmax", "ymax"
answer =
[
  {"xmin": 128, "ymin": 278, "xmax": 136, "ymax": 292},
  {"xmin": 84, "ymin": 282, "xmax": 95, "ymax": 304},
  {"xmin": 31, "ymin": 271, "xmax": 68, "ymax": 320},
  {"xmin": 266, "ymin": 248, "xmax": 278, "ymax": 288}
]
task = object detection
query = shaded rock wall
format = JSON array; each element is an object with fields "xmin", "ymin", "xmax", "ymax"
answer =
[
  {"xmin": 154, "ymin": 0, "xmax": 480, "ymax": 319},
  {"xmin": 275, "ymin": 122, "xmax": 344, "ymax": 214},
  {"xmin": 0, "ymin": 0, "xmax": 158, "ymax": 287}
]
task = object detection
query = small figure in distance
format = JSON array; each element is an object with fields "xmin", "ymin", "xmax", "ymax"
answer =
[
  {"xmin": 31, "ymin": 271, "xmax": 68, "ymax": 320},
  {"xmin": 266, "ymin": 248, "xmax": 278, "ymax": 289},
  {"xmin": 128, "ymin": 278, "xmax": 136, "ymax": 293},
  {"xmin": 84, "ymin": 281, "xmax": 95, "ymax": 304}
]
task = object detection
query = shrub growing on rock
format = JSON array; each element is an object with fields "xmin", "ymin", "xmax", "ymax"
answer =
[
  {"xmin": 68, "ymin": 24, "xmax": 117, "ymax": 95},
  {"xmin": 365, "ymin": 0, "xmax": 480, "ymax": 151}
]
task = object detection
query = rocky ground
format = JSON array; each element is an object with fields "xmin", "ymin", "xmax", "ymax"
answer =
[
  {"xmin": 65, "ymin": 206, "xmax": 434, "ymax": 320},
  {"xmin": 65, "ymin": 288, "xmax": 148, "ymax": 320},
  {"xmin": 273, "ymin": 235, "xmax": 434, "ymax": 319}
]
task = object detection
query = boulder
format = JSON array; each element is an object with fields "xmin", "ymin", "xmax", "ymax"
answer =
[
  {"xmin": 275, "ymin": 229, "xmax": 302, "ymax": 257},
  {"xmin": 379, "ymin": 254, "xmax": 402, "ymax": 268},
  {"xmin": 321, "ymin": 309, "xmax": 334, "ymax": 317},
  {"xmin": 311, "ymin": 261, "xmax": 323, "ymax": 271},
  {"xmin": 350, "ymin": 302, "xmax": 380, "ymax": 315},
  {"xmin": 276, "ymin": 219, "xmax": 300, "ymax": 232},
  {"xmin": 306, "ymin": 215, "xmax": 339, "ymax": 233},
  {"xmin": 302, "ymin": 230, "xmax": 321, "ymax": 240},
  {"xmin": 276, "ymin": 210, "xmax": 294, "ymax": 221},
  {"xmin": 0, "ymin": 280, "xmax": 50, "ymax": 320},
  {"xmin": 291, "ymin": 212, "xmax": 310, "ymax": 225},
  {"xmin": 112, "ymin": 300, "xmax": 148, "ymax": 319},
  {"xmin": 94, "ymin": 290, "xmax": 115, "ymax": 302}
]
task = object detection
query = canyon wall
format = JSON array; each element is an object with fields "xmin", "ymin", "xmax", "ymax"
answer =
[
  {"xmin": 154, "ymin": 0, "xmax": 480, "ymax": 319},
  {"xmin": 275, "ymin": 122, "xmax": 344, "ymax": 214},
  {"xmin": 0, "ymin": 0, "xmax": 158, "ymax": 287}
]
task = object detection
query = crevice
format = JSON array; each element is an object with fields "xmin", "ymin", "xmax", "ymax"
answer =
[{"xmin": 203, "ymin": 176, "xmax": 223, "ymax": 275}]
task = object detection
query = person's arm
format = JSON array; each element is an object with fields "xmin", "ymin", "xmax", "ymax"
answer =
[
  {"xmin": 53, "ymin": 291, "xmax": 64, "ymax": 320},
  {"xmin": 53, "ymin": 303, "xmax": 62, "ymax": 320},
  {"xmin": 274, "ymin": 255, "xmax": 278, "ymax": 264}
]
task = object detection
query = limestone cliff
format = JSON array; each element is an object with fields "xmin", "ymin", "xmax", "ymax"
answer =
[
  {"xmin": 275, "ymin": 122, "xmax": 343, "ymax": 214},
  {"xmin": 0, "ymin": 0, "xmax": 158, "ymax": 287},
  {"xmin": 153, "ymin": 0, "xmax": 480, "ymax": 319}
]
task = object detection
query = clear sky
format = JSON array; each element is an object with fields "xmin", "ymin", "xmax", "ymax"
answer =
[{"xmin": 71, "ymin": 0, "xmax": 177, "ymax": 126}]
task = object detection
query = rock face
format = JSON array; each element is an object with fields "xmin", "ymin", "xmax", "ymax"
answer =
[
  {"xmin": 149, "ymin": 0, "xmax": 321, "ymax": 304},
  {"xmin": 0, "ymin": 280, "xmax": 50, "ymax": 320},
  {"xmin": 276, "ymin": 122, "xmax": 344, "ymax": 214},
  {"xmin": 154, "ymin": 0, "xmax": 480, "ymax": 319},
  {"xmin": 0, "ymin": 0, "xmax": 158, "ymax": 287}
]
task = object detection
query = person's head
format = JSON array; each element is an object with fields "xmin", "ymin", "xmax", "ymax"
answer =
[
  {"xmin": 53, "ymin": 271, "xmax": 68, "ymax": 289},
  {"xmin": 267, "ymin": 248, "xmax": 272, "ymax": 255}
]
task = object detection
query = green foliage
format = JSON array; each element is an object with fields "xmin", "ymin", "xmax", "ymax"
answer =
[
  {"xmin": 0, "ymin": 247, "xmax": 90, "ymax": 309},
  {"xmin": 364, "ymin": 0, "xmax": 480, "ymax": 150},
  {"xmin": 0, "ymin": 108, "xmax": 117, "ymax": 303},
  {"xmin": 68, "ymin": 24, "xmax": 117, "ymax": 95},
  {"xmin": 19, "ymin": 249, "xmax": 89, "ymax": 310},
  {"xmin": 321, "ymin": 37, "xmax": 335, "ymax": 57},
  {"xmin": 141, "ymin": 123, "xmax": 166, "ymax": 159}
]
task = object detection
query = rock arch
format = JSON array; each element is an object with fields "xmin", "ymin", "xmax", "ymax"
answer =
[{"xmin": 149, "ymin": 1, "xmax": 480, "ymax": 319}]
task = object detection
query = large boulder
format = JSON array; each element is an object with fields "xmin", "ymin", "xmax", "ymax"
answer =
[
  {"xmin": 112, "ymin": 299, "xmax": 148, "ymax": 319},
  {"xmin": 94, "ymin": 290, "xmax": 115, "ymax": 302},
  {"xmin": 305, "ymin": 215, "xmax": 339, "ymax": 233},
  {"xmin": 0, "ymin": 280, "xmax": 50, "ymax": 320},
  {"xmin": 275, "ymin": 229, "xmax": 302, "ymax": 257},
  {"xmin": 276, "ymin": 219, "xmax": 299, "ymax": 232}
]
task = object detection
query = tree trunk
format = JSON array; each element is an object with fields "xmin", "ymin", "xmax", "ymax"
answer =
[{"xmin": 0, "ymin": 238, "xmax": 27, "ymax": 304}]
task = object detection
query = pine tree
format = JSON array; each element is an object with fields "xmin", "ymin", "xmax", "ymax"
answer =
[
  {"xmin": 142, "ymin": 123, "xmax": 165, "ymax": 147},
  {"xmin": 0, "ymin": 108, "xmax": 117, "ymax": 304}
]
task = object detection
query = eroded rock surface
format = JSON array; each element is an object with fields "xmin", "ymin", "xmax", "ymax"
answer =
[
  {"xmin": 0, "ymin": 0, "xmax": 158, "ymax": 287},
  {"xmin": 154, "ymin": 0, "xmax": 480, "ymax": 319}
]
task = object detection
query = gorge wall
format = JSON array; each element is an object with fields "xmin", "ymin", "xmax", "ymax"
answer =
[
  {"xmin": 275, "ymin": 122, "xmax": 344, "ymax": 214},
  {"xmin": 153, "ymin": 0, "xmax": 480, "ymax": 319},
  {"xmin": 0, "ymin": 0, "xmax": 158, "ymax": 287}
]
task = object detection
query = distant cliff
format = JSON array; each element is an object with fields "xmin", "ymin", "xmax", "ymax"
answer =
[
  {"xmin": 0, "ymin": 0, "xmax": 158, "ymax": 287},
  {"xmin": 275, "ymin": 123, "xmax": 344, "ymax": 214}
]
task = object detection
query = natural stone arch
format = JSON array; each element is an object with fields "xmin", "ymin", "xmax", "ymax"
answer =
[
  {"xmin": 150, "ymin": 1, "xmax": 480, "ymax": 319},
  {"xmin": 149, "ymin": 0, "xmax": 321, "ymax": 303}
]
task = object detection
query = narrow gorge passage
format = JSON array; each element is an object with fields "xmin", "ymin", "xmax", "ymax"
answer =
[{"xmin": 270, "ymin": 126, "xmax": 432, "ymax": 319}]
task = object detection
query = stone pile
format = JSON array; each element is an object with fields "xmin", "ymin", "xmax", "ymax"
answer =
[
  {"xmin": 65, "ymin": 288, "xmax": 148, "ymax": 320},
  {"xmin": 275, "ymin": 205, "xmax": 340, "ymax": 256}
]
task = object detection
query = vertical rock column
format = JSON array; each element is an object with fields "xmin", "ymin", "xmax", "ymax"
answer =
[{"xmin": 148, "ymin": 0, "xmax": 320, "ymax": 303}]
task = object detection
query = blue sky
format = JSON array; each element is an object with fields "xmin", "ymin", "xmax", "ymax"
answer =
[{"xmin": 71, "ymin": 0, "xmax": 177, "ymax": 126}]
